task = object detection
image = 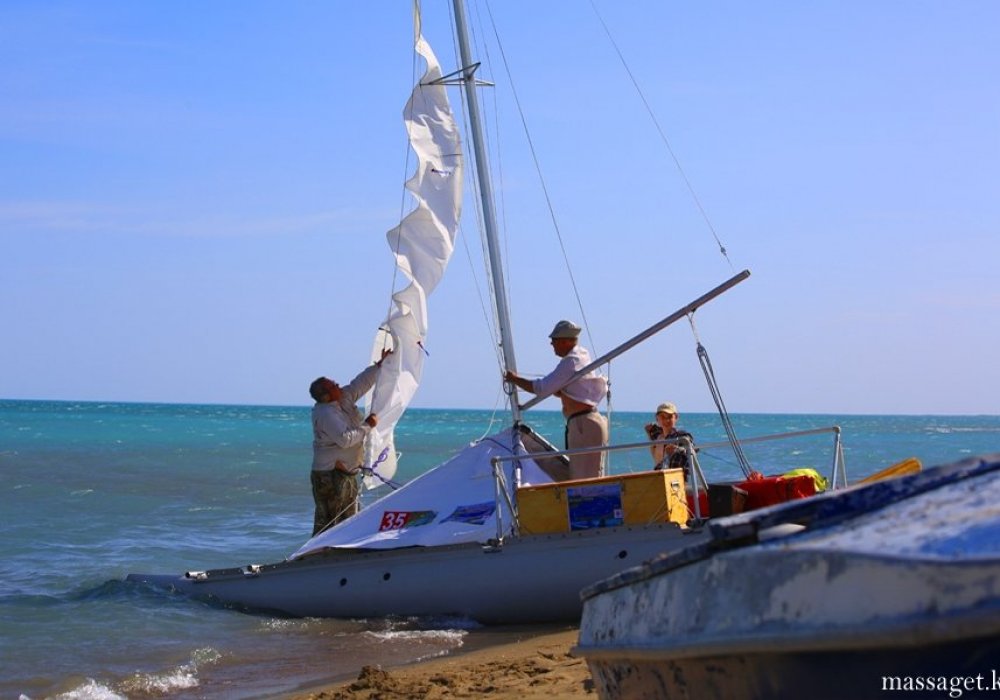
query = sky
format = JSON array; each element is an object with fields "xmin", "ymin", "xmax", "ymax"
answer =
[{"xmin": 2, "ymin": 1, "xmax": 998, "ymax": 415}]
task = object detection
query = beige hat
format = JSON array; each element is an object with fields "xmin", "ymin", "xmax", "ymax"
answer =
[
  {"xmin": 656, "ymin": 402, "xmax": 678, "ymax": 415},
  {"xmin": 548, "ymin": 320, "xmax": 581, "ymax": 339}
]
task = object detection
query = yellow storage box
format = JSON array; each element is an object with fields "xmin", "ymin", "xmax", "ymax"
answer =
[{"xmin": 516, "ymin": 469, "xmax": 687, "ymax": 535}]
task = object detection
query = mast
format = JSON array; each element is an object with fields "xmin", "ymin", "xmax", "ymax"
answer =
[{"xmin": 451, "ymin": 0, "xmax": 522, "ymax": 423}]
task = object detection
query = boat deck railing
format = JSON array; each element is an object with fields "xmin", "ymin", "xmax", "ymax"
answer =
[
  {"xmin": 489, "ymin": 425, "xmax": 846, "ymax": 543},
  {"xmin": 696, "ymin": 425, "xmax": 847, "ymax": 488}
]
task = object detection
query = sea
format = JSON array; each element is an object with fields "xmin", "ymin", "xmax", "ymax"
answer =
[{"xmin": 2, "ymin": 399, "xmax": 999, "ymax": 699}]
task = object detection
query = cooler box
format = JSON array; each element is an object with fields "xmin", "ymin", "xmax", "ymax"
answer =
[
  {"xmin": 517, "ymin": 469, "xmax": 688, "ymax": 535},
  {"xmin": 708, "ymin": 483, "xmax": 749, "ymax": 517}
]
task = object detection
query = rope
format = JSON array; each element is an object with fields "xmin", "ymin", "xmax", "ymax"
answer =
[
  {"xmin": 482, "ymin": 2, "xmax": 615, "ymax": 446},
  {"xmin": 359, "ymin": 447, "xmax": 403, "ymax": 490},
  {"xmin": 383, "ymin": 36, "xmax": 424, "ymax": 324},
  {"xmin": 434, "ymin": 2, "xmax": 514, "ymax": 428},
  {"xmin": 688, "ymin": 314, "xmax": 753, "ymax": 478},
  {"xmin": 357, "ymin": 466, "xmax": 402, "ymax": 491},
  {"xmin": 367, "ymin": 24, "xmax": 424, "ymax": 419},
  {"xmin": 456, "ymin": 3, "xmax": 618, "ymax": 434},
  {"xmin": 483, "ymin": 1, "xmax": 596, "ymax": 353},
  {"xmin": 474, "ymin": 382, "xmax": 514, "ymax": 443},
  {"xmin": 587, "ymin": 0, "xmax": 733, "ymax": 269},
  {"xmin": 459, "ymin": 216, "xmax": 506, "ymax": 373},
  {"xmin": 466, "ymin": 1, "xmax": 517, "ymax": 354},
  {"xmin": 313, "ymin": 475, "xmax": 367, "ymax": 537}
]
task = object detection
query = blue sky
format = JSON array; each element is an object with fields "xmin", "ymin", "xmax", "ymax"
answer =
[{"xmin": 2, "ymin": 1, "xmax": 998, "ymax": 415}]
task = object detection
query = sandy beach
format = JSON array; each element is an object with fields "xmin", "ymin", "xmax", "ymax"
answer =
[{"xmin": 284, "ymin": 628, "xmax": 593, "ymax": 699}]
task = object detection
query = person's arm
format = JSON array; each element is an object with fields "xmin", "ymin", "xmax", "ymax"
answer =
[
  {"xmin": 525, "ymin": 357, "xmax": 576, "ymax": 399},
  {"xmin": 649, "ymin": 443, "xmax": 664, "ymax": 465},
  {"xmin": 342, "ymin": 365, "xmax": 379, "ymax": 404},
  {"xmin": 674, "ymin": 430, "xmax": 695, "ymax": 453},
  {"xmin": 504, "ymin": 370, "xmax": 536, "ymax": 394},
  {"xmin": 342, "ymin": 349, "xmax": 394, "ymax": 404}
]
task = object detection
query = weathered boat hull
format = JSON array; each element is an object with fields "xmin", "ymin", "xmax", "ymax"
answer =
[
  {"xmin": 576, "ymin": 453, "xmax": 1000, "ymax": 699},
  {"xmin": 129, "ymin": 521, "xmax": 705, "ymax": 623},
  {"xmin": 582, "ymin": 630, "xmax": 1000, "ymax": 700}
]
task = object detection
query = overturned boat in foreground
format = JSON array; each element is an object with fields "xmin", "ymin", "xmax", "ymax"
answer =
[{"xmin": 576, "ymin": 453, "xmax": 1000, "ymax": 699}]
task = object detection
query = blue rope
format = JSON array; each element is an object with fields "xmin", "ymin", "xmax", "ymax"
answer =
[{"xmin": 360, "ymin": 447, "xmax": 403, "ymax": 490}]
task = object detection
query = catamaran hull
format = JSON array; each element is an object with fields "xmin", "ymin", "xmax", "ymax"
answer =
[{"xmin": 128, "ymin": 522, "xmax": 704, "ymax": 623}]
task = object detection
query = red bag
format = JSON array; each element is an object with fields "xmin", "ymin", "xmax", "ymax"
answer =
[{"xmin": 735, "ymin": 474, "xmax": 816, "ymax": 510}]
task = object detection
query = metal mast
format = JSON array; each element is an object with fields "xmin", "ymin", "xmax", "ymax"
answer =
[{"xmin": 450, "ymin": 0, "xmax": 522, "ymax": 423}]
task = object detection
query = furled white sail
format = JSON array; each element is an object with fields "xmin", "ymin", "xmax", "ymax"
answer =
[{"xmin": 363, "ymin": 3, "xmax": 463, "ymax": 488}]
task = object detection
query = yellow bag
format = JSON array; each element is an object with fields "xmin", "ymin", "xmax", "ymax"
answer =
[{"xmin": 781, "ymin": 468, "xmax": 828, "ymax": 493}]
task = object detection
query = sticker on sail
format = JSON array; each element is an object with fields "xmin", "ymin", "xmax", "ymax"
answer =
[
  {"xmin": 378, "ymin": 510, "xmax": 437, "ymax": 531},
  {"xmin": 441, "ymin": 502, "xmax": 496, "ymax": 525}
]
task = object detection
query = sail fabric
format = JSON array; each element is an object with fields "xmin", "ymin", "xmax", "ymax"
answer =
[
  {"xmin": 291, "ymin": 429, "xmax": 554, "ymax": 557},
  {"xmin": 362, "ymin": 3, "xmax": 464, "ymax": 488}
]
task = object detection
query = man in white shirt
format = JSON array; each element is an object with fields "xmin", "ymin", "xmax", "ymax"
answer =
[
  {"xmin": 308, "ymin": 348, "xmax": 391, "ymax": 535},
  {"xmin": 504, "ymin": 320, "xmax": 608, "ymax": 480}
]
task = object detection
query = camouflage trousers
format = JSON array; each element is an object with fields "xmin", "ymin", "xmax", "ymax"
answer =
[{"xmin": 310, "ymin": 469, "xmax": 359, "ymax": 536}]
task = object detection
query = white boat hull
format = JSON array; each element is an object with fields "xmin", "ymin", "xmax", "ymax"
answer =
[{"xmin": 129, "ymin": 522, "xmax": 705, "ymax": 623}]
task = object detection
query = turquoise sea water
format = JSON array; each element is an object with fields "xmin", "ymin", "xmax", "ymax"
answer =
[{"xmin": 2, "ymin": 399, "xmax": 998, "ymax": 699}]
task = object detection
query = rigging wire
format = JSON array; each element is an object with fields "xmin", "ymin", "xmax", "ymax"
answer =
[
  {"xmin": 383, "ymin": 21, "xmax": 423, "ymax": 329},
  {"xmin": 465, "ymin": 0, "xmax": 512, "ymax": 378},
  {"xmin": 482, "ymin": 1, "xmax": 596, "ymax": 355},
  {"xmin": 448, "ymin": 2, "xmax": 508, "ymax": 381},
  {"xmin": 459, "ymin": 218, "xmax": 505, "ymax": 372},
  {"xmin": 485, "ymin": 1, "xmax": 612, "ymax": 448},
  {"xmin": 474, "ymin": 382, "xmax": 514, "ymax": 443},
  {"xmin": 482, "ymin": 0, "xmax": 613, "ymax": 442},
  {"xmin": 470, "ymin": 1, "xmax": 534, "ymax": 419},
  {"xmin": 687, "ymin": 313, "xmax": 754, "ymax": 478},
  {"xmin": 472, "ymin": 1, "xmax": 517, "ymax": 367},
  {"xmin": 455, "ymin": 0, "xmax": 531, "ymax": 420},
  {"xmin": 587, "ymin": 0, "xmax": 734, "ymax": 269},
  {"xmin": 446, "ymin": 0, "xmax": 524, "ymax": 446}
]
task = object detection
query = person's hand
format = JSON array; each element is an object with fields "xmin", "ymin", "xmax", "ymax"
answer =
[
  {"xmin": 376, "ymin": 348, "xmax": 393, "ymax": 367},
  {"xmin": 504, "ymin": 370, "xmax": 516, "ymax": 381},
  {"xmin": 365, "ymin": 413, "xmax": 378, "ymax": 427}
]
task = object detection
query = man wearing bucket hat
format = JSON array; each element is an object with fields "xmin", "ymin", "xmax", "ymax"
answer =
[{"xmin": 504, "ymin": 320, "xmax": 609, "ymax": 480}]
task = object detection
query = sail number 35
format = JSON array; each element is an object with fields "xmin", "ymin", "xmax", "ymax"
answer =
[{"xmin": 379, "ymin": 511, "xmax": 412, "ymax": 531}]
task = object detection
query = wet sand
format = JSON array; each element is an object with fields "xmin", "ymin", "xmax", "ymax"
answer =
[{"xmin": 284, "ymin": 627, "xmax": 593, "ymax": 699}]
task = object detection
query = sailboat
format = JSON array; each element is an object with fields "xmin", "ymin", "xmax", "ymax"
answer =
[{"xmin": 127, "ymin": 1, "xmax": 870, "ymax": 623}]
